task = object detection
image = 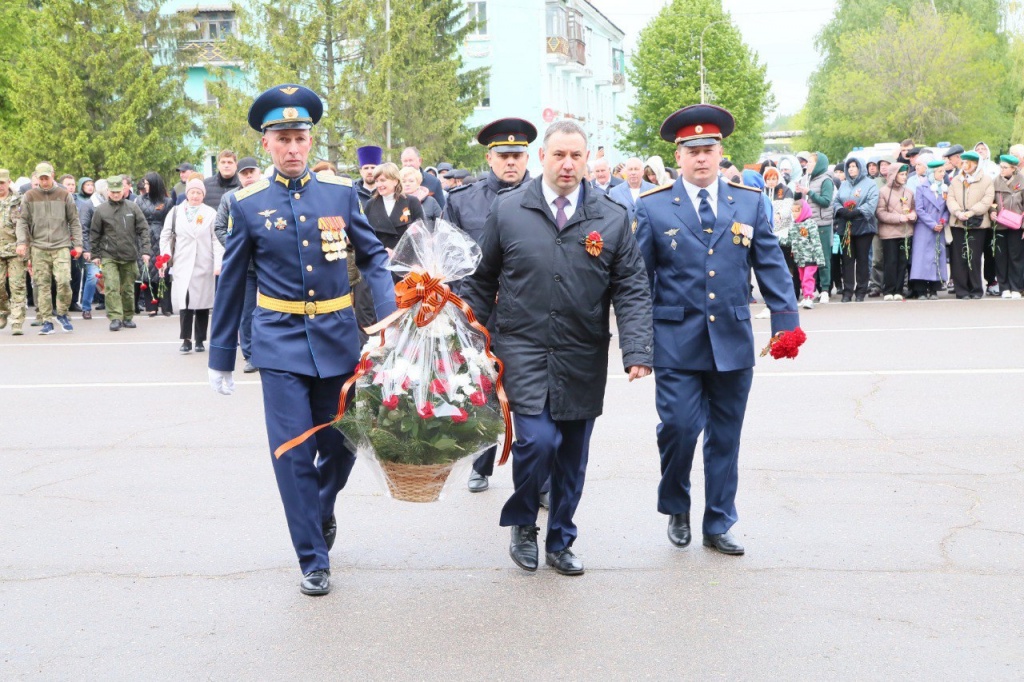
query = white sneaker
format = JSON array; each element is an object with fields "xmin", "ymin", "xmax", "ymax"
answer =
[
  {"xmin": 883, "ymin": 294, "xmax": 894, "ymax": 301},
  {"xmin": 819, "ymin": 291, "xmax": 830, "ymax": 304},
  {"xmin": 800, "ymin": 297, "xmax": 815, "ymax": 309},
  {"xmin": 1012, "ymin": 291, "xmax": 1022, "ymax": 300},
  {"xmin": 1001, "ymin": 290, "xmax": 1012, "ymax": 299},
  {"xmin": 893, "ymin": 294, "xmax": 903, "ymax": 301},
  {"xmin": 755, "ymin": 307, "xmax": 771, "ymax": 319}
]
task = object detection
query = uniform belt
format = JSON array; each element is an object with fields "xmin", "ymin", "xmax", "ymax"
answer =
[{"xmin": 257, "ymin": 292, "xmax": 352, "ymax": 318}]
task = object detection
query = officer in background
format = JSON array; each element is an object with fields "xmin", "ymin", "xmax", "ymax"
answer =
[
  {"xmin": 443, "ymin": 117, "xmax": 536, "ymax": 493},
  {"xmin": 208, "ymin": 84, "xmax": 397, "ymax": 596},
  {"xmin": 634, "ymin": 105, "xmax": 799, "ymax": 556}
]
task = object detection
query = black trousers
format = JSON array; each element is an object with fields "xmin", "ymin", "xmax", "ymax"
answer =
[
  {"xmin": 179, "ymin": 292, "xmax": 209, "ymax": 341},
  {"xmin": 841, "ymin": 234, "xmax": 873, "ymax": 298},
  {"xmin": 992, "ymin": 230, "xmax": 1024, "ymax": 293},
  {"xmin": 949, "ymin": 228, "xmax": 985, "ymax": 297},
  {"xmin": 881, "ymin": 238, "xmax": 909, "ymax": 295},
  {"xmin": 982, "ymin": 230, "xmax": 997, "ymax": 288}
]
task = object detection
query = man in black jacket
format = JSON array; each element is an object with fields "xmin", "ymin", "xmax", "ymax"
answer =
[
  {"xmin": 462, "ymin": 120, "xmax": 654, "ymax": 576},
  {"xmin": 203, "ymin": 150, "xmax": 241, "ymax": 210}
]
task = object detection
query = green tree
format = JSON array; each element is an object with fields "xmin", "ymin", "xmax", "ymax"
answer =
[
  {"xmin": 618, "ymin": 0, "xmax": 774, "ymax": 166},
  {"xmin": 0, "ymin": 1, "xmax": 36, "ymax": 132},
  {"xmin": 202, "ymin": 0, "xmax": 486, "ymax": 168},
  {"xmin": 806, "ymin": 0, "xmax": 1020, "ymax": 158},
  {"xmin": 0, "ymin": 0, "xmax": 197, "ymax": 180}
]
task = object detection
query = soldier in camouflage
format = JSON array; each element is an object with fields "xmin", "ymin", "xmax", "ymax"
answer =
[{"xmin": 0, "ymin": 169, "xmax": 28, "ymax": 335}]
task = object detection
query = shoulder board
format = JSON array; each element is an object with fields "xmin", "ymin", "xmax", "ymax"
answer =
[
  {"xmin": 234, "ymin": 178, "xmax": 269, "ymax": 202},
  {"xmin": 639, "ymin": 184, "xmax": 671, "ymax": 198},
  {"xmin": 727, "ymin": 179, "xmax": 761, "ymax": 193},
  {"xmin": 317, "ymin": 172, "xmax": 352, "ymax": 187}
]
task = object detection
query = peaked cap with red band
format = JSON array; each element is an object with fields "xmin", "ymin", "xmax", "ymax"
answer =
[{"xmin": 659, "ymin": 104, "xmax": 736, "ymax": 147}]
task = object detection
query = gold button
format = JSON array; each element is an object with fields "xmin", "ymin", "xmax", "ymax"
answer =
[
  {"xmin": 708, "ymin": 248, "xmax": 714, "ymax": 255},
  {"xmin": 709, "ymin": 293, "xmax": 715, "ymax": 300},
  {"xmin": 709, "ymin": 315, "xmax": 716, "ymax": 322},
  {"xmin": 709, "ymin": 270, "xmax": 716, "ymax": 277},
  {"xmin": 302, "ymin": 240, "xmax": 309, "ymax": 246},
  {"xmin": 308, "ymin": 289, "xmax": 315, "ymax": 296},
  {"xmin": 294, "ymin": 193, "xmax": 301, "ymax": 200},
  {"xmin": 306, "ymin": 265, "xmax": 313, "ymax": 272},
  {"xmin": 300, "ymin": 215, "xmax": 306, "ymax": 222}
]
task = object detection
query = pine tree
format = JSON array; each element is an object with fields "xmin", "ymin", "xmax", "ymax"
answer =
[
  {"xmin": 618, "ymin": 0, "xmax": 774, "ymax": 166},
  {"xmin": 0, "ymin": 0, "xmax": 197, "ymax": 180}
]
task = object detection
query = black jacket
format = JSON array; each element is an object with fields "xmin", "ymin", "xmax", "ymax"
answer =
[
  {"xmin": 365, "ymin": 194, "xmax": 424, "ymax": 251},
  {"xmin": 462, "ymin": 177, "xmax": 653, "ymax": 420},
  {"xmin": 203, "ymin": 173, "xmax": 241, "ymax": 210},
  {"xmin": 443, "ymin": 170, "xmax": 531, "ymax": 246}
]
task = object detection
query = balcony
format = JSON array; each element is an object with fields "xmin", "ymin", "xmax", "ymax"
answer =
[
  {"xmin": 546, "ymin": 35, "xmax": 569, "ymax": 58},
  {"xmin": 569, "ymin": 38, "xmax": 586, "ymax": 66},
  {"xmin": 180, "ymin": 40, "xmax": 233, "ymax": 66}
]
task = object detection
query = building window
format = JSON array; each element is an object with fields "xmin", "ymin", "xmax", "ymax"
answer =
[
  {"xmin": 546, "ymin": 3, "xmax": 566, "ymax": 37},
  {"xmin": 477, "ymin": 78, "xmax": 491, "ymax": 108},
  {"xmin": 192, "ymin": 11, "xmax": 235, "ymax": 42},
  {"xmin": 467, "ymin": 0, "xmax": 487, "ymax": 36}
]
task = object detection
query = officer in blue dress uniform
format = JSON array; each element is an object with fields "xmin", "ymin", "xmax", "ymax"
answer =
[
  {"xmin": 208, "ymin": 84, "xmax": 397, "ymax": 595},
  {"xmin": 633, "ymin": 105, "xmax": 799, "ymax": 556},
  {"xmin": 442, "ymin": 117, "xmax": 536, "ymax": 493}
]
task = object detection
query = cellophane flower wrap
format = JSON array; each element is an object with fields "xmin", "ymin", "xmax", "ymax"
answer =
[{"xmin": 336, "ymin": 219, "xmax": 509, "ymax": 502}]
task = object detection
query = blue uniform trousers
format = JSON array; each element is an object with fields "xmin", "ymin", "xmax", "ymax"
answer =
[
  {"xmin": 655, "ymin": 367, "xmax": 753, "ymax": 536},
  {"xmin": 239, "ymin": 267, "xmax": 258, "ymax": 360},
  {"xmin": 260, "ymin": 369, "xmax": 355, "ymax": 574},
  {"xmin": 499, "ymin": 402, "xmax": 593, "ymax": 552}
]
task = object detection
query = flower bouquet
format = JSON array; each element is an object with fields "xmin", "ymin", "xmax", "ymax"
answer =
[{"xmin": 275, "ymin": 219, "xmax": 510, "ymax": 502}]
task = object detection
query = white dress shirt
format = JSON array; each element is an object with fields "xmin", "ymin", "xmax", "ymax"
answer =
[
  {"xmin": 542, "ymin": 180, "xmax": 582, "ymax": 223},
  {"xmin": 682, "ymin": 177, "xmax": 719, "ymax": 218}
]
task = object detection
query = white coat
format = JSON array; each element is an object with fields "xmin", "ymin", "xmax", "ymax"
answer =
[{"xmin": 160, "ymin": 202, "xmax": 223, "ymax": 312}]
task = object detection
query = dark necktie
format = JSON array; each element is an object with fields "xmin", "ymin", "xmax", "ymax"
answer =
[
  {"xmin": 697, "ymin": 188, "xmax": 716, "ymax": 234},
  {"xmin": 554, "ymin": 195, "xmax": 569, "ymax": 229}
]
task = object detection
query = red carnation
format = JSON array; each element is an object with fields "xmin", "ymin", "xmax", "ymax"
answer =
[
  {"xmin": 469, "ymin": 391, "xmax": 487, "ymax": 407},
  {"xmin": 401, "ymin": 376, "xmax": 412, "ymax": 391},
  {"xmin": 382, "ymin": 395, "xmax": 399, "ymax": 410},
  {"xmin": 770, "ymin": 327, "xmax": 807, "ymax": 360},
  {"xmin": 95, "ymin": 272, "xmax": 103, "ymax": 279},
  {"xmin": 452, "ymin": 351, "xmax": 466, "ymax": 365},
  {"xmin": 140, "ymin": 283, "xmax": 148, "ymax": 291},
  {"xmin": 452, "ymin": 408, "xmax": 468, "ymax": 423},
  {"xmin": 417, "ymin": 403, "xmax": 434, "ymax": 419},
  {"xmin": 843, "ymin": 200, "xmax": 856, "ymax": 209},
  {"xmin": 150, "ymin": 299, "xmax": 159, "ymax": 305},
  {"xmin": 479, "ymin": 376, "xmax": 493, "ymax": 393},
  {"xmin": 429, "ymin": 378, "xmax": 448, "ymax": 395},
  {"xmin": 436, "ymin": 358, "xmax": 448, "ymax": 373}
]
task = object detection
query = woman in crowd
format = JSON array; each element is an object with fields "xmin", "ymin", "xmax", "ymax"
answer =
[
  {"xmin": 832, "ymin": 157, "xmax": 879, "ymax": 302},
  {"xmin": 763, "ymin": 166, "xmax": 798, "ymax": 296},
  {"xmin": 137, "ymin": 172, "xmax": 175, "ymax": 316},
  {"xmin": 875, "ymin": 163, "xmax": 917, "ymax": 300},
  {"xmin": 990, "ymin": 154, "xmax": 1024, "ymax": 299},
  {"xmin": 399, "ymin": 166, "xmax": 441, "ymax": 222},
  {"xmin": 159, "ymin": 178, "xmax": 222, "ymax": 353},
  {"xmin": 909, "ymin": 160, "xmax": 951, "ymax": 299},
  {"xmin": 364, "ymin": 162, "xmax": 424, "ymax": 254},
  {"xmin": 946, "ymin": 151, "xmax": 995, "ymax": 299},
  {"xmin": 643, "ymin": 155, "xmax": 670, "ymax": 186}
]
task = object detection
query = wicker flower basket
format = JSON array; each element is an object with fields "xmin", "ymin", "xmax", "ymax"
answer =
[{"xmin": 379, "ymin": 461, "xmax": 456, "ymax": 503}]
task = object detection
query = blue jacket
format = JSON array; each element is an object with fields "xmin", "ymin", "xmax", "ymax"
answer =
[
  {"xmin": 608, "ymin": 180, "xmax": 657, "ymax": 217},
  {"xmin": 209, "ymin": 167, "xmax": 397, "ymax": 377},
  {"xmin": 634, "ymin": 176, "xmax": 799, "ymax": 372}
]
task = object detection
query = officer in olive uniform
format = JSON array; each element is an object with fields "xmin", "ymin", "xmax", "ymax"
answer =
[
  {"xmin": 208, "ymin": 85, "xmax": 397, "ymax": 596},
  {"xmin": 633, "ymin": 105, "xmax": 799, "ymax": 556},
  {"xmin": 443, "ymin": 117, "xmax": 536, "ymax": 493}
]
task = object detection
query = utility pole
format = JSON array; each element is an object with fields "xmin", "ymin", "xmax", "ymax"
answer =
[
  {"xmin": 699, "ymin": 20, "xmax": 727, "ymax": 105},
  {"xmin": 385, "ymin": 0, "xmax": 391, "ymax": 156}
]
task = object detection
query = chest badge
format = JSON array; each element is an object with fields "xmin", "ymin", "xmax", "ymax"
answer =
[
  {"xmin": 275, "ymin": 217, "xmax": 287, "ymax": 230},
  {"xmin": 664, "ymin": 228, "xmax": 679, "ymax": 237},
  {"xmin": 258, "ymin": 209, "xmax": 277, "ymax": 230},
  {"xmin": 670, "ymin": 239, "xmax": 677, "ymax": 250}
]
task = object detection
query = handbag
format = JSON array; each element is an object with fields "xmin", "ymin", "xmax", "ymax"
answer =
[{"xmin": 995, "ymin": 194, "xmax": 1023, "ymax": 229}]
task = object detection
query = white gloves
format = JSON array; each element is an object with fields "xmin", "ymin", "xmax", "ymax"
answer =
[{"xmin": 208, "ymin": 368, "xmax": 235, "ymax": 396}]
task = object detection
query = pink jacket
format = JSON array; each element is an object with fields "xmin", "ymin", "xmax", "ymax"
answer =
[{"xmin": 876, "ymin": 164, "xmax": 917, "ymax": 239}]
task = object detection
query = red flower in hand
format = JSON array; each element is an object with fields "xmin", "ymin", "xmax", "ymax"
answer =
[
  {"xmin": 140, "ymin": 283, "xmax": 148, "ymax": 291},
  {"xmin": 417, "ymin": 403, "xmax": 434, "ymax": 419},
  {"xmin": 452, "ymin": 408, "xmax": 468, "ymax": 424},
  {"xmin": 382, "ymin": 395, "xmax": 399, "ymax": 410},
  {"xmin": 150, "ymin": 299, "xmax": 159, "ymax": 305},
  {"xmin": 843, "ymin": 200, "xmax": 856, "ymax": 209},
  {"xmin": 770, "ymin": 327, "xmax": 807, "ymax": 360},
  {"xmin": 469, "ymin": 391, "xmax": 487, "ymax": 407},
  {"xmin": 429, "ymin": 379, "xmax": 448, "ymax": 395}
]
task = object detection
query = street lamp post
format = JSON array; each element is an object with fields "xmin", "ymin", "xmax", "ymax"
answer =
[{"xmin": 699, "ymin": 20, "xmax": 728, "ymax": 105}]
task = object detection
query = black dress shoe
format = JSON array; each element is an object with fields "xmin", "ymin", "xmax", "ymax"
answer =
[
  {"xmin": 195, "ymin": 341, "xmax": 205, "ymax": 352},
  {"xmin": 841, "ymin": 295, "xmax": 852, "ymax": 303},
  {"xmin": 509, "ymin": 525, "xmax": 539, "ymax": 571},
  {"xmin": 109, "ymin": 320, "xmax": 122, "ymax": 332},
  {"xmin": 538, "ymin": 491, "xmax": 550, "ymax": 509},
  {"xmin": 122, "ymin": 320, "xmax": 136, "ymax": 329},
  {"xmin": 867, "ymin": 289, "xmax": 881, "ymax": 298},
  {"xmin": 855, "ymin": 294, "xmax": 866, "ymax": 302},
  {"xmin": 300, "ymin": 569, "xmax": 331, "ymax": 596},
  {"xmin": 179, "ymin": 340, "xmax": 192, "ymax": 353},
  {"xmin": 703, "ymin": 531, "xmax": 745, "ymax": 555},
  {"xmin": 323, "ymin": 515, "xmax": 337, "ymax": 551},
  {"xmin": 667, "ymin": 513, "xmax": 691, "ymax": 547},
  {"xmin": 545, "ymin": 548, "xmax": 584, "ymax": 575},
  {"xmin": 467, "ymin": 469, "xmax": 489, "ymax": 493}
]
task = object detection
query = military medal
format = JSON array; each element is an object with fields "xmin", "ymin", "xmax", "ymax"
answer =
[
  {"xmin": 275, "ymin": 217, "xmax": 287, "ymax": 230},
  {"xmin": 258, "ymin": 209, "xmax": 277, "ymax": 230},
  {"xmin": 742, "ymin": 237, "xmax": 750, "ymax": 247},
  {"xmin": 733, "ymin": 235, "xmax": 742, "ymax": 245},
  {"xmin": 319, "ymin": 216, "xmax": 348, "ymax": 262},
  {"xmin": 664, "ymin": 228, "xmax": 679, "ymax": 237},
  {"xmin": 670, "ymin": 239, "xmax": 677, "ymax": 250}
]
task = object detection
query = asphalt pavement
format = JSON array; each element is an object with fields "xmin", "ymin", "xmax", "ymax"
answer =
[{"xmin": 2, "ymin": 296, "xmax": 1023, "ymax": 680}]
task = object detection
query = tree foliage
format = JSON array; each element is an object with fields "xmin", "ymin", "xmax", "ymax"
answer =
[
  {"xmin": 618, "ymin": 0, "xmax": 774, "ymax": 166},
  {"xmin": 0, "ymin": 0, "xmax": 196, "ymax": 180},
  {"xmin": 805, "ymin": 0, "xmax": 1021, "ymax": 159},
  {"xmin": 202, "ymin": 0, "xmax": 486, "ymax": 168}
]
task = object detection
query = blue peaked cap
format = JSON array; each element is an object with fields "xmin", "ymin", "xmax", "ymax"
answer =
[{"xmin": 248, "ymin": 84, "xmax": 324, "ymax": 132}]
